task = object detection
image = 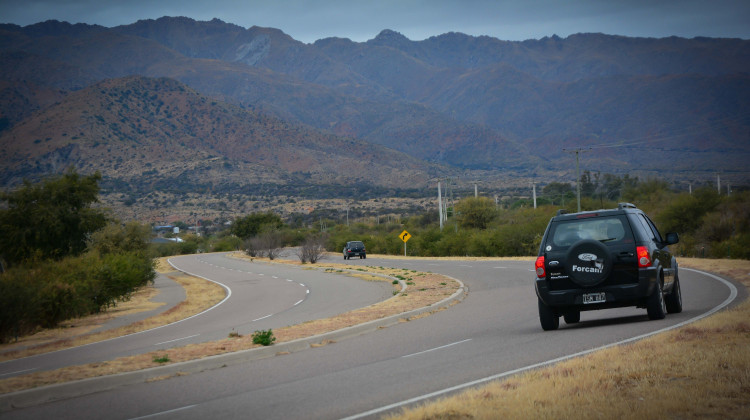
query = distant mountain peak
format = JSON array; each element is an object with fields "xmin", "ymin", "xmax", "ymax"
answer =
[{"xmin": 370, "ymin": 29, "xmax": 411, "ymax": 45}]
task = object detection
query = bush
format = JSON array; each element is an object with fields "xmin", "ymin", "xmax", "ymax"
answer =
[
  {"xmin": 0, "ymin": 250, "xmax": 155, "ymax": 342},
  {"xmin": 297, "ymin": 235, "xmax": 327, "ymax": 263},
  {"xmin": 252, "ymin": 329, "xmax": 276, "ymax": 346}
]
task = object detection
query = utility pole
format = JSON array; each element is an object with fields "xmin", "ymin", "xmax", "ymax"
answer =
[
  {"xmin": 474, "ymin": 183, "xmax": 478, "ymax": 198},
  {"xmin": 438, "ymin": 181, "xmax": 444, "ymax": 231},
  {"xmin": 532, "ymin": 183, "xmax": 537, "ymax": 209},
  {"xmin": 563, "ymin": 148, "xmax": 590, "ymax": 213}
]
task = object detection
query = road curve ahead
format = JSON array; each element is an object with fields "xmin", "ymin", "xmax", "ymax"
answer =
[{"xmin": 1, "ymin": 256, "xmax": 741, "ymax": 420}]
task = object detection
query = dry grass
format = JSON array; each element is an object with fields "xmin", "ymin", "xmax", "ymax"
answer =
[
  {"xmin": 0, "ymin": 256, "xmax": 461, "ymax": 394},
  {"xmin": 387, "ymin": 258, "xmax": 750, "ymax": 420}
]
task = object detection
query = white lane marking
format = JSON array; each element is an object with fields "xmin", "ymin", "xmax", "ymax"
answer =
[
  {"xmin": 253, "ymin": 314, "xmax": 273, "ymax": 322},
  {"xmin": 0, "ymin": 368, "xmax": 37, "ymax": 377},
  {"xmin": 343, "ymin": 268, "xmax": 739, "ymax": 420},
  {"xmin": 402, "ymin": 339, "xmax": 472, "ymax": 358},
  {"xmin": 258, "ymin": 273, "xmax": 264, "ymax": 276},
  {"xmin": 272, "ymin": 276, "xmax": 279, "ymax": 279},
  {"xmin": 286, "ymin": 279, "xmax": 293, "ymax": 282},
  {"xmin": 154, "ymin": 334, "xmax": 200, "ymax": 346},
  {"xmin": 494, "ymin": 266, "xmax": 507, "ymax": 269},
  {"xmin": 294, "ymin": 299, "xmax": 304, "ymax": 306},
  {"xmin": 129, "ymin": 404, "xmax": 197, "ymax": 419},
  {"xmin": 306, "ymin": 289, "xmax": 310, "ymax": 294},
  {"xmin": 299, "ymin": 283, "xmax": 306, "ymax": 287},
  {"xmin": 459, "ymin": 264, "xmax": 472, "ymax": 268}
]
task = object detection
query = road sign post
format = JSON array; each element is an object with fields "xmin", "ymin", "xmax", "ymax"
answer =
[{"xmin": 399, "ymin": 230, "xmax": 411, "ymax": 256}]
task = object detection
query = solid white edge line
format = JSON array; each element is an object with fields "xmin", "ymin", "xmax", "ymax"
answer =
[
  {"xmin": 341, "ymin": 268, "xmax": 739, "ymax": 420},
  {"xmin": 153, "ymin": 334, "xmax": 200, "ymax": 346},
  {"xmin": 402, "ymin": 339, "xmax": 472, "ymax": 358}
]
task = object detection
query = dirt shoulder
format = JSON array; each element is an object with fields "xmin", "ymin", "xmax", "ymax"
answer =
[
  {"xmin": 387, "ymin": 258, "xmax": 750, "ymax": 420},
  {"xmin": 0, "ymin": 253, "xmax": 463, "ymax": 394}
]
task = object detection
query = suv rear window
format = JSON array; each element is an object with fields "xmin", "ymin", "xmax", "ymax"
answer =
[{"xmin": 549, "ymin": 215, "xmax": 632, "ymax": 247}]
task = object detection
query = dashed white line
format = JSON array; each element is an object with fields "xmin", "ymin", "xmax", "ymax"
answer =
[
  {"xmin": 294, "ymin": 299, "xmax": 304, "ymax": 306},
  {"xmin": 154, "ymin": 334, "xmax": 200, "ymax": 346},
  {"xmin": 129, "ymin": 404, "xmax": 197, "ymax": 419},
  {"xmin": 252, "ymin": 314, "xmax": 273, "ymax": 322},
  {"xmin": 402, "ymin": 339, "xmax": 472, "ymax": 358}
]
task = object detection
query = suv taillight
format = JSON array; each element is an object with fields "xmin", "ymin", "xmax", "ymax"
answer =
[
  {"xmin": 535, "ymin": 256, "xmax": 546, "ymax": 278},
  {"xmin": 637, "ymin": 246, "xmax": 651, "ymax": 268}
]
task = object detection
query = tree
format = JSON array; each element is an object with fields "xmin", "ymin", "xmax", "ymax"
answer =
[
  {"xmin": 455, "ymin": 197, "xmax": 498, "ymax": 230},
  {"xmin": 542, "ymin": 182, "xmax": 574, "ymax": 205},
  {"xmin": 0, "ymin": 169, "xmax": 108, "ymax": 266},
  {"xmin": 89, "ymin": 221, "xmax": 152, "ymax": 256},
  {"xmin": 232, "ymin": 212, "xmax": 284, "ymax": 239}
]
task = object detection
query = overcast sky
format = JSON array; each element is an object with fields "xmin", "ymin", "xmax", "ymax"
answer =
[{"xmin": 1, "ymin": 0, "xmax": 749, "ymax": 43}]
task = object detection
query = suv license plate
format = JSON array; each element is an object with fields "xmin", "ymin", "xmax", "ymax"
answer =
[{"xmin": 583, "ymin": 293, "xmax": 606, "ymax": 304}]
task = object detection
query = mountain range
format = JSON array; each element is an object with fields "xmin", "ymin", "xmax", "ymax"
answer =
[{"xmin": 1, "ymin": 17, "xmax": 748, "ymax": 220}]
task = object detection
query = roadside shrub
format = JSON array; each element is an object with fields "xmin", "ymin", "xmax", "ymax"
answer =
[
  {"xmin": 297, "ymin": 235, "xmax": 327, "ymax": 263},
  {"xmin": 252, "ymin": 329, "xmax": 276, "ymax": 346},
  {"xmin": 0, "ymin": 250, "xmax": 155, "ymax": 342}
]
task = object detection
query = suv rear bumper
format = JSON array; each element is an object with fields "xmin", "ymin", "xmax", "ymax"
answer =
[{"xmin": 535, "ymin": 266, "xmax": 659, "ymax": 311}]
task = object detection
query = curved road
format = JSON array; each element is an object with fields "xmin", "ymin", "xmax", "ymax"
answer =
[
  {"xmin": 2, "ymin": 254, "xmax": 742, "ymax": 419},
  {"xmin": 0, "ymin": 253, "xmax": 393, "ymax": 380}
]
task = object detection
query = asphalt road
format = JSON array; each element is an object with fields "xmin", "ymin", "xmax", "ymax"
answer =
[
  {"xmin": 0, "ymin": 253, "xmax": 393, "ymax": 381},
  {"xmin": 1, "ymin": 254, "xmax": 742, "ymax": 419}
]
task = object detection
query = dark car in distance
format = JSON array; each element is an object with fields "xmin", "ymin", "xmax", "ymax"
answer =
[
  {"xmin": 343, "ymin": 241, "xmax": 366, "ymax": 259},
  {"xmin": 534, "ymin": 203, "xmax": 682, "ymax": 330}
]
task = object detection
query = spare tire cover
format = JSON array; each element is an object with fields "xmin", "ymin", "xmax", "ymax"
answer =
[{"xmin": 565, "ymin": 239, "xmax": 613, "ymax": 287}]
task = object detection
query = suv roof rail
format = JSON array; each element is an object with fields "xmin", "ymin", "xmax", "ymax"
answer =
[
  {"xmin": 556, "ymin": 209, "xmax": 568, "ymax": 216},
  {"xmin": 618, "ymin": 202, "xmax": 637, "ymax": 209}
]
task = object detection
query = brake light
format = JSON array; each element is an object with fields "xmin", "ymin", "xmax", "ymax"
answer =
[
  {"xmin": 637, "ymin": 246, "xmax": 651, "ymax": 268},
  {"xmin": 535, "ymin": 256, "xmax": 546, "ymax": 278},
  {"xmin": 576, "ymin": 213, "xmax": 598, "ymax": 219}
]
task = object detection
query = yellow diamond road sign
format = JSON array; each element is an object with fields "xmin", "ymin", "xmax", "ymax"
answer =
[{"xmin": 399, "ymin": 230, "xmax": 411, "ymax": 243}]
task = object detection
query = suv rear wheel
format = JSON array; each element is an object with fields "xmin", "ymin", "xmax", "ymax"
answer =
[
  {"xmin": 665, "ymin": 275, "xmax": 683, "ymax": 313},
  {"xmin": 647, "ymin": 278, "xmax": 667, "ymax": 320},
  {"xmin": 538, "ymin": 298, "xmax": 559, "ymax": 331}
]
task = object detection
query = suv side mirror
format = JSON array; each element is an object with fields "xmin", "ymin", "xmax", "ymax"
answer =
[{"xmin": 665, "ymin": 232, "xmax": 679, "ymax": 245}]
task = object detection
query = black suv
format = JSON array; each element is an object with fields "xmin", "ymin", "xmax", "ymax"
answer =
[
  {"xmin": 534, "ymin": 203, "xmax": 681, "ymax": 331},
  {"xmin": 343, "ymin": 241, "xmax": 366, "ymax": 259}
]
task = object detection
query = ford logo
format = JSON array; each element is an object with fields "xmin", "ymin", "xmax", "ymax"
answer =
[{"xmin": 578, "ymin": 253, "xmax": 598, "ymax": 261}]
